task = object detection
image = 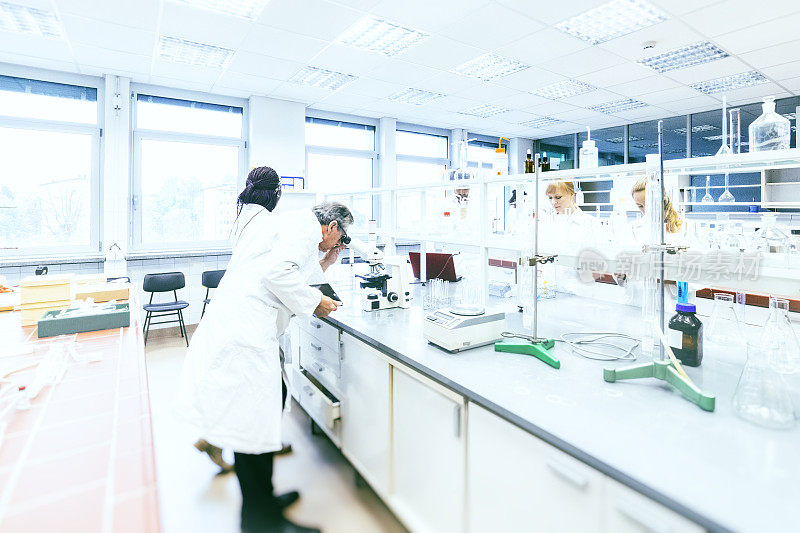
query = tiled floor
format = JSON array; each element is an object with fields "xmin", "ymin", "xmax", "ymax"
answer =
[{"xmin": 144, "ymin": 328, "xmax": 406, "ymax": 533}]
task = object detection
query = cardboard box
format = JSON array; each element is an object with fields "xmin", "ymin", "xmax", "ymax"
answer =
[
  {"xmin": 74, "ymin": 282, "xmax": 130, "ymax": 303},
  {"xmin": 21, "ymin": 300, "xmax": 71, "ymax": 326},
  {"xmin": 20, "ymin": 274, "xmax": 74, "ymax": 305},
  {"xmin": 75, "ymin": 274, "xmax": 106, "ymax": 286},
  {"xmin": 37, "ymin": 303, "xmax": 131, "ymax": 338}
]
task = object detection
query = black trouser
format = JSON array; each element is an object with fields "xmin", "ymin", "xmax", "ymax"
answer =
[{"xmin": 233, "ymin": 378, "xmax": 289, "ymax": 531}]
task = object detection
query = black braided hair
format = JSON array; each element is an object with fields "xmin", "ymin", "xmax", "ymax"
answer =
[{"xmin": 237, "ymin": 166, "xmax": 282, "ymax": 215}]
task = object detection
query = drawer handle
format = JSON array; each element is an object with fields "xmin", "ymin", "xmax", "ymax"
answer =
[
  {"xmin": 310, "ymin": 342, "xmax": 322, "ymax": 351},
  {"xmin": 453, "ymin": 404, "xmax": 462, "ymax": 438},
  {"xmin": 303, "ymin": 385, "xmax": 314, "ymax": 397},
  {"xmin": 311, "ymin": 321, "xmax": 322, "ymax": 329},
  {"xmin": 546, "ymin": 461, "xmax": 589, "ymax": 490},
  {"xmin": 616, "ymin": 503, "xmax": 670, "ymax": 533},
  {"xmin": 314, "ymin": 362, "xmax": 325, "ymax": 373}
]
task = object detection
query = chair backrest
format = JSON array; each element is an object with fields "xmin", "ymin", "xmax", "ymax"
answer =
[
  {"xmin": 143, "ymin": 272, "xmax": 185, "ymax": 293},
  {"xmin": 201, "ymin": 269, "xmax": 226, "ymax": 289}
]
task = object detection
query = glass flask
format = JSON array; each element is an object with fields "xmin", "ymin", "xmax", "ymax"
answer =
[
  {"xmin": 748, "ymin": 96, "xmax": 791, "ymax": 152},
  {"xmin": 760, "ymin": 297, "xmax": 800, "ymax": 374},
  {"xmin": 707, "ymin": 293, "xmax": 741, "ymax": 345},
  {"xmin": 753, "ymin": 214, "xmax": 790, "ymax": 253},
  {"xmin": 718, "ymin": 173, "xmax": 735, "ymax": 203},
  {"xmin": 701, "ymin": 176, "xmax": 715, "ymax": 203},
  {"xmin": 733, "ymin": 342, "xmax": 796, "ymax": 429}
]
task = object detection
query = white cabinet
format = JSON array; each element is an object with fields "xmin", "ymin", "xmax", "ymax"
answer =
[
  {"xmin": 467, "ymin": 403, "xmax": 606, "ymax": 533},
  {"xmin": 340, "ymin": 334, "xmax": 391, "ymax": 495},
  {"xmin": 391, "ymin": 367, "xmax": 466, "ymax": 533},
  {"xmin": 604, "ymin": 479, "xmax": 704, "ymax": 533}
]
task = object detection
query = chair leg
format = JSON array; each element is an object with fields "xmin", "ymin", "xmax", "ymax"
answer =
[
  {"xmin": 143, "ymin": 311, "xmax": 151, "ymax": 345},
  {"xmin": 177, "ymin": 311, "xmax": 185, "ymax": 338},
  {"xmin": 178, "ymin": 310, "xmax": 188, "ymax": 347},
  {"xmin": 201, "ymin": 301, "xmax": 207, "ymax": 318}
]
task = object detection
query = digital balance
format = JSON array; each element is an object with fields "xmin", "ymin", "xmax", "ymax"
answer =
[{"xmin": 423, "ymin": 305, "xmax": 506, "ymax": 353}]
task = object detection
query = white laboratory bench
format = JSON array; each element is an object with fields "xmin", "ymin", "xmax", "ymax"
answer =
[{"xmin": 287, "ymin": 285, "xmax": 798, "ymax": 533}]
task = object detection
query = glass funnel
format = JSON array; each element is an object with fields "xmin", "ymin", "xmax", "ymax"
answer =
[
  {"xmin": 733, "ymin": 342, "xmax": 796, "ymax": 429},
  {"xmin": 701, "ymin": 176, "xmax": 714, "ymax": 203},
  {"xmin": 760, "ymin": 297, "xmax": 800, "ymax": 374},
  {"xmin": 707, "ymin": 293, "xmax": 741, "ymax": 345},
  {"xmin": 718, "ymin": 173, "xmax": 735, "ymax": 203},
  {"xmin": 748, "ymin": 96, "xmax": 791, "ymax": 152}
]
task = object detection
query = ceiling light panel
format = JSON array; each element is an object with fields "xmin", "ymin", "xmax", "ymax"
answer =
[
  {"xmin": 172, "ymin": 0, "xmax": 272, "ymax": 20},
  {"xmin": 290, "ymin": 66, "xmax": 357, "ymax": 90},
  {"xmin": 458, "ymin": 104, "xmax": 509, "ymax": 118},
  {"xmin": 555, "ymin": 0, "xmax": 667, "ymax": 45},
  {"xmin": 520, "ymin": 116, "xmax": 564, "ymax": 128},
  {"xmin": 453, "ymin": 53, "xmax": 530, "ymax": 82},
  {"xmin": 606, "ymin": 135, "xmax": 643, "ymax": 143},
  {"xmin": 338, "ymin": 15, "xmax": 427, "ymax": 57},
  {"xmin": 388, "ymin": 88, "xmax": 446, "ymax": 105},
  {"xmin": 673, "ymin": 124, "xmax": 716, "ymax": 134},
  {"xmin": 158, "ymin": 36, "xmax": 234, "ymax": 68},
  {"xmin": 532, "ymin": 79, "xmax": 596, "ymax": 100},
  {"xmin": 690, "ymin": 71, "xmax": 768, "ymax": 95},
  {"xmin": 589, "ymin": 98, "xmax": 647, "ymax": 114},
  {"xmin": 639, "ymin": 42, "xmax": 729, "ymax": 73},
  {"xmin": 0, "ymin": 1, "xmax": 62, "ymax": 38}
]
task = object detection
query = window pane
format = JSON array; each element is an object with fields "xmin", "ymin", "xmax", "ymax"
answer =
[
  {"xmin": 468, "ymin": 145, "xmax": 497, "ymax": 168},
  {"xmin": 396, "ymin": 131, "xmax": 447, "ymax": 158},
  {"xmin": 775, "ymin": 96, "xmax": 799, "ymax": 150},
  {"xmin": 305, "ymin": 118, "xmax": 375, "ymax": 151},
  {"xmin": 307, "ymin": 152, "xmax": 373, "ymax": 194},
  {"xmin": 578, "ymin": 126, "xmax": 626, "ymax": 166},
  {"xmin": 140, "ymin": 139, "xmax": 239, "ymax": 244},
  {"xmin": 0, "ymin": 75, "xmax": 97, "ymax": 124},
  {"xmin": 691, "ymin": 102, "xmax": 764, "ymax": 157},
  {"xmin": 539, "ymin": 134, "xmax": 575, "ymax": 170},
  {"xmin": 0, "ymin": 127, "xmax": 92, "ymax": 247},
  {"xmin": 136, "ymin": 95, "xmax": 243, "ymax": 137},
  {"xmin": 627, "ymin": 116, "xmax": 686, "ymax": 162},
  {"xmin": 397, "ymin": 160, "xmax": 445, "ymax": 186}
]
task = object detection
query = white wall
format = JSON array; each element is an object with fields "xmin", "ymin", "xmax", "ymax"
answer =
[{"xmin": 248, "ymin": 96, "xmax": 306, "ymax": 178}]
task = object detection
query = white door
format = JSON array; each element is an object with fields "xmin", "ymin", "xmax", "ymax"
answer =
[
  {"xmin": 391, "ymin": 367, "xmax": 465, "ymax": 533},
  {"xmin": 340, "ymin": 334, "xmax": 392, "ymax": 494},
  {"xmin": 467, "ymin": 403, "xmax": 606, "ymax": 533}
]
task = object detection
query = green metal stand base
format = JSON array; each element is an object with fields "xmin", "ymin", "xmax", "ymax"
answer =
[
  {"xmin": 495, "ymin": 339, "xmax": 560, "ymax": 369},
  {"xmin": 604, "ymin": 360, "xmax": 715, "ymax": 412}
]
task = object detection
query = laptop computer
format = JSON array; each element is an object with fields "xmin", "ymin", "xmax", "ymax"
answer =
[{"xmin": 408, "ymin": 252, "xmax": 460, "ymax": 282}]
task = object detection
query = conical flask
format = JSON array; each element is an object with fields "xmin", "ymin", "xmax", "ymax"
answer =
[
  {"xmin": 760, "ymin": 297, "xmax": 800, "ymax": 374},
  {"xmin": 707, "ymin": 293, "xmax": 741, "ymax": 345},
  {"xmin": 733, "ymin": 342, "xmax": 796, "ymax": 429}
]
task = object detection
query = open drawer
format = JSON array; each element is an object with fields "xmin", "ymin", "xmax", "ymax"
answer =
[{"xmin": 295, "ymin": 367, "xmax": 341, "ymax": 431}]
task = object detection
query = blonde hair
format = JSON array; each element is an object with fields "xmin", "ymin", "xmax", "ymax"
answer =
[
  {"xmin": 546, "ymin": 180, "xmax": 575, "ymax": 197},
  {"xmin": 632, "ymin": 177, "xmax": 683, "ymax": 234}
]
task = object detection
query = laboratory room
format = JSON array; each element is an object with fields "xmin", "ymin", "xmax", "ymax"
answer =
[{"xmin": 3, "ymin": 1, "xmax": 800, "ymax": 533}]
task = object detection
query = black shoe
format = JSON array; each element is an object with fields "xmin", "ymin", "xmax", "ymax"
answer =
[
  {"xmin": 275, "ymin": 491, "xmax": 300, "ymax": 510},
  {"xmin": 275, "ymin": 443, "xmax": 293, "ymax": 457},
  {"xmin": 241, "ymin": 517, "xmax": 320, "ymax": 533}
]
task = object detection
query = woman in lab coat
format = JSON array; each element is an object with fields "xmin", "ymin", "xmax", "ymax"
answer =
[
  {"xmin": 630, "ymin": 177, "xmax": 685, "ymax": 244},
  {"xmin": 177, "ymin": 201, "xmax": 352, "ymax": 533}
]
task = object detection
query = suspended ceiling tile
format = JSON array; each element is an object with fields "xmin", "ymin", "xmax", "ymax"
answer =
[
  {"xmin": 398, "ymin": 36, "xmax": 486, "ymax": 71},
  {"xmin": 724, "ymin": 83, "xmax": 791, "ymax": 105},
  {"xmin": 493, "ymin": 67, "xmax": 566, "ymax": 92},
  {"xmin": 149, "ymin": 74, "xmax": 214, "ymax": 93},
  {"xmin": 331, "ymin": 0, "xmax": 382, "ymax": 10},
  {"xmin": 60, "ymin": 15, "xmax": 155, "ymax": 56},
  {"xmin": 336, "ymin": 78, "xmax": 407, "ymax": 98},
  {"xmin": 608, "ymin": 75, "xmax": 681, "ymax": 97},
  {"xmin": 762, "ymin": 61, "xmax": 800, "ymax": 82},
  {"xmin": 494, "ymin": 28, "xmax": 588, "ymax": 66},
  {"xmin": 779, "ymin": 76, "xmax": 800, "ymax": 92},
  {"xmin": 524, "ymin": 101, "xmax": 580, "ymax": 115},
  {"xmin": 712, "ymin": 12, "xmax": 800, "ymax": 55},
  {"xmin": 638, "ymin": 86, "xmax": 706, "ymax": 105},
  {"xmin": 226, "ymin": 52, "xmax": 303, "ymax": 80},
  {"xmin": 682, "ymin": 0, "xmax": 798, "ymax": 38},
  {"xmin": 452, "ymin": 83, "xmax": 524, "ymax": 102},
  {"xmin": 597, "ymin": 19, "xmax": 705, "ymax": 62},
  {"xmin": 57, "ymin": 0, "xmax": 160, "ymax": 30},
  {"xmin": 609, "ymin": 106, "xmax": 671, "ymax": 122},
  {"xmin": 317, "ymin": 92, "xmax": 383, "ymax": 109},
  {"xmin": 491, "ymin": 92, "xmax": 551, "ymax": 110},
  {"xmin": 739, "ymin": 39, "xmax": 800, "ymax": 70},
  {"xmin": 561, "ymin": 88, "xmax": 625, "ymax": 107},
  {"xmin": 258, "ymin": 0, "xmax": 362, "ymax": 41},
  {"xmin": 151, "ymin": 60, "xmax": 222, "ymax": 84},
  {"xmin": 412, "ymin": 72, "xmax": 481, "ymax": 94},
  {"xmin": 307, "ymin": 44, "xmax": 388, "ymax": 76},
  {"xmin": 423, "ymin": 95, "xmax": 480, "ymax": 113},
  {"xmin": 366, "ymin": 60, "xmax": 438, "ymax": 85},
  {"xmin": 539, "ymin": 47, "xmax": 628, "ymax": 79},
  {"xmin": 240, "ymin": 27, "xmax": 330, "ymax": 64},
  {"xmin": 268, "ymin": 82, "xmax": 333, "ymax": 104},
  {"xmin": 552, "ymin": 108, "xmax": 610, "ymax": 123},
  {"xmin": 500, "ymin": 109, "xmax": 537, "ymax": 123},
  {"xmin": 0, "ymin": 51, "xmax": 75, "ymax": 74},
  {"xmin": 577, "ymin": 62, "xmax": 653, "ymax": 88},
  {"xmin": 657, "ymin": 94, "xmax": 720, "ymax": 113},
  {"xmin": 213, "ymin": 71, "xmax": 284, "ymax": 96},
  {"xmin": 438, "ymin": 3, "xmax": 543, "ymax": 50},
  {"xmin": 495, "ymin": 0, "xmax": 600, "ymax": 25},
  {"xmin": 159, "ymin": 3, "xmax": 254, "ymax": 49},
  {"xmin": 649, "ymin": 0, "xmax": 724, "ymax": 16},
  {"xmin": 370, "ymin": 0, "xmax": 492, "ymax": 33},
  {"xmin": 71, "ymin": 45, "xmax": 151, "ymax": 76},
  {"xmin": 662, "ymin": 56, "xmax": 751, "ymax": 85}
]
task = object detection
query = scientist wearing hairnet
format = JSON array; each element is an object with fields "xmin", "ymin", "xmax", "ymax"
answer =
[{"xmin": 177, "ymin": 201, "xmax": 352, "ymax": 533}]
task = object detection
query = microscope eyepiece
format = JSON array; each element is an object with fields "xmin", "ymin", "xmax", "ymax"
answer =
[{"xmin": 340, "ymin": 234, "xmax": 351, "ymax": 245}]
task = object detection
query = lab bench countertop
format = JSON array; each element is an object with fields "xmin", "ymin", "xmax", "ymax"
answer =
[{"xmin": 321, "ymin": 286, "xmax": 798, "ymax": 533}]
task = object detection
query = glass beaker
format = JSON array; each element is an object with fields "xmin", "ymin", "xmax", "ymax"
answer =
[
  {"xmin": 733, "ymin": 342, "xmax": 796, "ymax": 429},
  {"xmin": 701, "ymin": 176, "xmax": 715, "ymax": 203},
  {"xmin": 718, "ymin": 173, "xmax": 735, "ymax": 203},
  {"xmin": 707, "ymin": 293, "xmax": 741, "ymax": 345},
  {"xmin": 760, "ymin": 297, "xmax": 800, "ymax": 374}
]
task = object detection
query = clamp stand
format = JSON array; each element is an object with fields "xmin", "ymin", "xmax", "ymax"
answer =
[
  {"xmin": 603, "ymin": 360, "xmax": 716, "ymax": 412},
  {"xmin": 495, "ymin": 337, "xmax": 559, "ymax": 368}
]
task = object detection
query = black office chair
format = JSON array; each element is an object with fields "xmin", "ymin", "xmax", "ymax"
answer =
[
  {"xmin": 142, "ymin": 272, "xmax": 189, "ymax": 346},
  {"xmin": 201, "ymin": 269, "xmax": 226, "ymax": 318}
]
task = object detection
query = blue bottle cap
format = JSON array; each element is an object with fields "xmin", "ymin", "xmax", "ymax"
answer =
[{"xmin": 676, "ymin": 303, "xmax": 696, "ymax": 313}]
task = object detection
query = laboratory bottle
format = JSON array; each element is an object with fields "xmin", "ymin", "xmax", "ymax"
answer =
[
  {"xmin": 579, "ymin": 129, "xmax": 599, "ymax": 169},
  {"xmin": 748, "ymin": 96, "xmax": 791, "ymax": 152},
  {"xmin": 524, "ymin": 150, "xmax": 534, "ymax": 173},
  {"xmin": 541, "ymin": 152, "xmax": 550, "ymax": 171},
  {"xmin": 575, "ymin": 185, "xmax": 584, "ymax": 206},
  {"xmin": 668, "ymin": 303, "xmax": 703, "ymax": 367}
]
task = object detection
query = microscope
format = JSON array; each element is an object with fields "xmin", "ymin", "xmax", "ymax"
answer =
[{"xmin": 346, "ymin": 235, "xmax": 412, "ymax": 312}]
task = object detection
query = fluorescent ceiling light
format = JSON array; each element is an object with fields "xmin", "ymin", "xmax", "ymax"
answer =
[
  {"xmin": 532, "ymin": 79, "xmax": 596, "ymax": 100},
  {"xmin": 555, "ymin": 0, "xmax": 667, "ymax": 45},
  {"xmin": 589, "ymin": 98, "xmax": 647, "ymax": 114},
  {"xmin": 453, "ymin": 53, "xmax": 530, "ymax": 82},
  {"xmin": 690, "ymin": 71, "xmax": 768, "ymax": 95},
  {"xmin": 606, "ymin": 135, "xmax": 643, "ymax": 143},
  {"xmin": 673, "ymin": 124, "xmax": 716, "ymax": 134},
  {"xmin": 0, "ymin": 1, "xmax": 62, "ymax": 38},
  {"xmin": 172, "ymin": 0, "xmax": 272, "ymax": 20},
  {"xmin": 290, "ymin": 66, "xmax": 357, "ymax": 90},
  {"xmin": 158, "ymin": 36, "xmax": 234, "ymax": 68},
  {"xmin": 639, "ymin": 42, "xmax": 729, "ymax": 73},
  {"xmin": 338, "ymin": 15, "xmax": 427, "ymax": 57},
  {"xmin": 388, "ymin": 88, "xmax": 445, "ymax": 105},
  {"xmin": 458, "ymin": 104, "xmax": 509, "ymax": 118},
  {"xmin": 520, "ymin": 116, "xmax": 564, "ymax": 128}
]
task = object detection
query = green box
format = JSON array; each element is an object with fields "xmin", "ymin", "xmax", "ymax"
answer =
[{"xmin": 37, "ymin": 303, "xmax": 131, "ymax": 338}]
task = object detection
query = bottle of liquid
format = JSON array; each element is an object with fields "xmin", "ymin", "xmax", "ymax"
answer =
[
  {"xmin": 524, "ymin": 150, "xmax": 534, "ymax": 173},
  {"xmin": 579, "ymin": 126, "xmax": 599, "ymax": 169},
  {"xmin": 668, "ymin": 303, "xmax": 704, "ymax": 367},
  {"xmin": 575, "ymin": 184, "xmax": 584, "ymax": 206},
  {"xmin": 748, "ymin": 96, "xmax": 791, "ymax": 152},
  {"xmin": 493, "ymin": 137, "xmax": 509, "ymax": 176},
  {"xmin": 541, "ymin": 152, "xmax": 550, "ymax": 172}
]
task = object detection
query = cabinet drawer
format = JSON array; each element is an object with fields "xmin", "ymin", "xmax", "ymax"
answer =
[
  {"xmin": 300, "ymin": 316, "xmax": 341, "ymax": 351},
  {"xmin": 605, "ymin": 479, "xmax": 703, "ymax": 533},
  {"xmin": 295, "ymin": 368, "xmax": 341, "ymax": 431},
  {"xmin": 298, "ymin": 328, "xmax": 341, "ymax": 385}
]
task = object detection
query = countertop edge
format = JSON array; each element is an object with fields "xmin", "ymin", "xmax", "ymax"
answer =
[{"xmin": 324, "ymin": 314, "xmax": 733, "ymax": 533}]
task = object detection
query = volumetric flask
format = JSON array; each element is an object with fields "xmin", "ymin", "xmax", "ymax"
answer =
[
  {"xmin": 733, "ymin": 342, "xmax": 795, "ymax": 429},
  {"xmin": 707, "ymin": 293, "xmax": 741, "ymax": 345},
  {"xmin": 760, "ymin": 297, "xmax": 800, "ymax": 374}
]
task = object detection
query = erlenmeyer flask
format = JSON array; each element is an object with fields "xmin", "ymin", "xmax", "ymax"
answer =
[
  {"xmin": 760, "ymin": 297, "xmax": 800, "ymax": 374},
  {"xmin": 733, "ymin": 342, "xmax": 795, "ymax": 429},
  {"xmin": 701, "ymin": 176, "xmax": 715, "ymax": 203},
  {"xmin": 718, "ymin": 173, "xmax": 735, "ymax": 203},
  {"xmin": 707, "ymin": 293, "xmax": 741, "ymax": 345}
]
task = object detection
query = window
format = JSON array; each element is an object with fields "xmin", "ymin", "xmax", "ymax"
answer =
[
  {"xmin": 578, "ymin": 125, "xmax": 626, "ymax": 166},
  {"xmin": 0, "ymin": 75, "xmax": 100, "ymax": 255},
  {"xmin": 628, "ymin": 115, "xmax": 687, "ymax": 162},
  {"xmin": 466, "ymin": 138, "xmax": 506, "ymax": 173},
  {"xmin": 305, "ymin": 117, "xmax": 376, "ymax": 194},
  {"xmin": 539, "ymin": 134, "xmax": 575, "ymax": 170},
  {"xmin": 396, "ymin": 130, "xmax": 448, "ymax": 187},
  {"xmin": 132, "ymin": 91, "xmax": 245, "ymax": 249}
]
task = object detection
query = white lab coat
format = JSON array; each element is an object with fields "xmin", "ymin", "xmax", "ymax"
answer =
[{"xmin": 176, "ymin": 205, "xmax": 324, "ymax": 454}]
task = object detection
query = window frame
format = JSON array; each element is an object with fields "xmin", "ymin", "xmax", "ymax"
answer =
[
  {"xmin": 130, "ymin": 84, "xmax": 248, "ymax": 251},
  {"xmin": 0, "ymin": 67, "xmax": 102, "ymax": 258},
  {"xmin": 395, "ymin": 125, "xmax": 450, "ymax": 186}
]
